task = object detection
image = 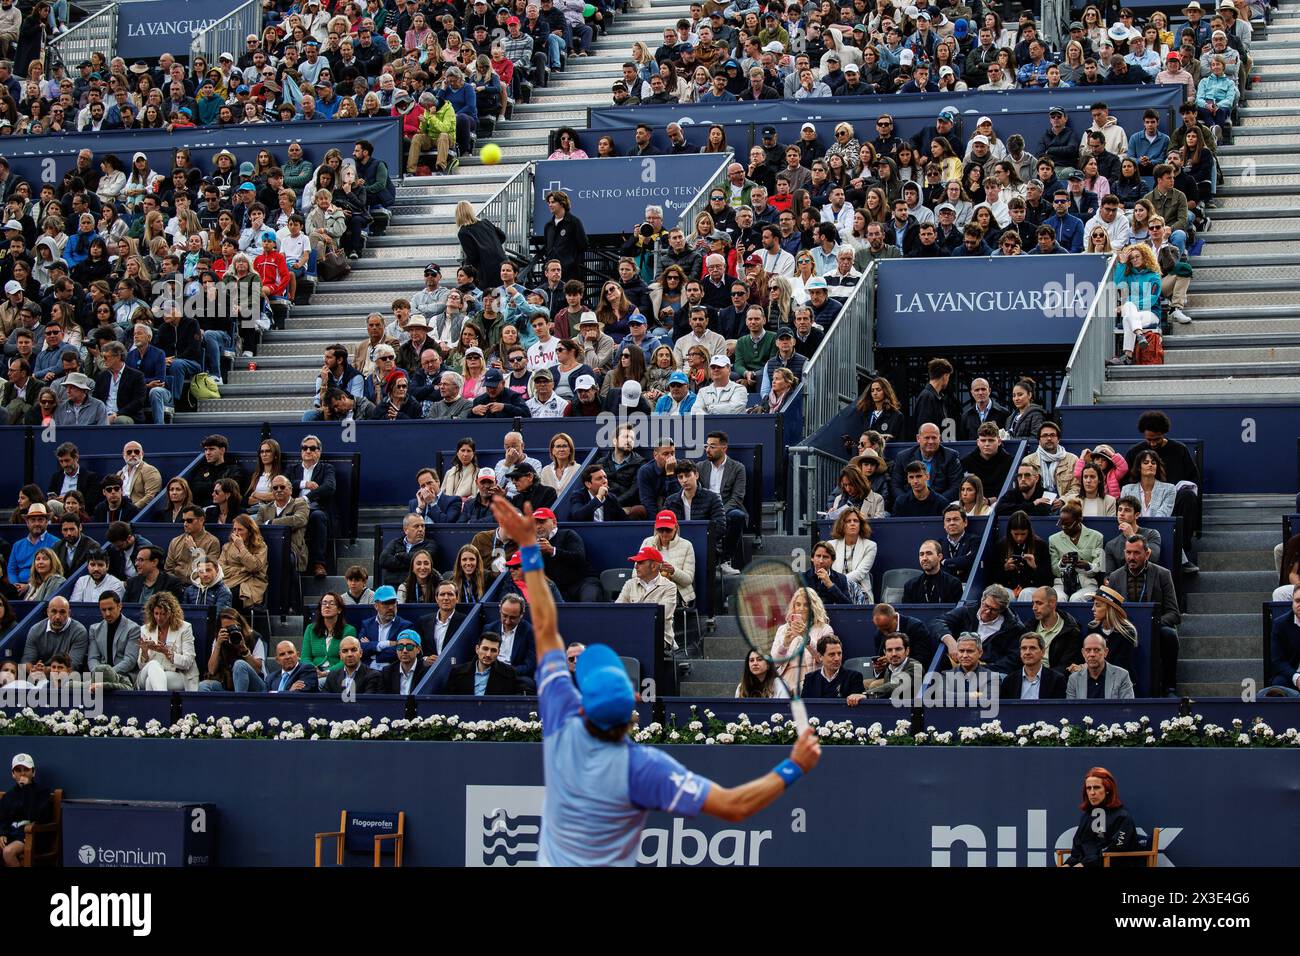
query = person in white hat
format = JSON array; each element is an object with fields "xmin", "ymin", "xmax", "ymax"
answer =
[
  {"xmin": 53, "ymin": 371, "xmax": 108, "ymax": 427},
  {"xmin": 0, "ymin": 753, "xmax": 53, "ymax": 867},
  {"xmin": 695, "ymin": 353, "xmax": 748, "ymax": 415}
]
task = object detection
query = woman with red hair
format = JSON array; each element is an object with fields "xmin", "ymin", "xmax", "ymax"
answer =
[{"xmin": 1062, "ymin": 767, "xmax": 1139, "ymax": 867}]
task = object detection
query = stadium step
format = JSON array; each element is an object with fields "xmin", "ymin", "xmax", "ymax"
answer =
[
  {"xmin": 1096, "ymin": 10, "xmax": 1300, "ymax": 416},
  {"xmin": 1168, "ymin": 495, "xmax": 1291, "ymax": 693}
]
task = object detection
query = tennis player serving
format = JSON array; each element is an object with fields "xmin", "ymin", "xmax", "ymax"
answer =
[{"xmin": 489, "ymin": 495, "xmax": 821, "ymax": 867}]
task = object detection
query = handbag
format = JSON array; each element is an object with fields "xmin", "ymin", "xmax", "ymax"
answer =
[
  {"xmin": 188, "ymin": 373, "xmax": 221, "ymax": 401},
  {"xmin": 1134, "ymin": 329, "xmax": 1164, "ymax": 365},
  {"xmin": 318, "ymin": 247, "xmax": 351, "ymax": 281}
]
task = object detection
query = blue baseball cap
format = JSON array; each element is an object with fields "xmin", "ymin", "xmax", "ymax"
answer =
[
  {"xmin": 667, "ymin": 370, "xmax": 688, "ymax": 385},
  {"xmin": 374, "ymin": 585, "xmax": 398, "ymax": 602},
  {"xmin": 574, "ymin": 644, "xmax": 635, "ymax": 730},
  {"xmin": 238, "ymin": 181, "xmax": 257, "ymax": 191},
  {"xmin": 396, "ymin": 628, "xmax": 421, "ymax": 647}
]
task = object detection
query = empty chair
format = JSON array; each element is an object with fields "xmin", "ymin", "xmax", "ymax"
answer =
[
  {"xmin": 881, "ymin": 568, "xmax": 922, "ymax": 604},
  {"xmin": 599, "ymin": 568, "xmax": 633, "ymax": 601}
]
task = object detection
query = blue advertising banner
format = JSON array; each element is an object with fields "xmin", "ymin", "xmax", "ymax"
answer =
[
  {"xmin": 532, "ymin": 154, "xmax": 729, "ymax": 236},
  {"xmin": 582, "ymin": 86, "xmax": 1184, "ymax": 157},
  {"xmin": 0, "ymin": 117, "xmax": 401, "ymax": 196},
  {"xmin": 20, "ymin": 738, "xmax": 1298, "ymax": 865},
  {"xmin": 875, "ymin": 255, "xmax": 1110, "ymax": 349},
  {"xmin": 116, "ymin": 0, "xmax": 233, "ymax": 60}
]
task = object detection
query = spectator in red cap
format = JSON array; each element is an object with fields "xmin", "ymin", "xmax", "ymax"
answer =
[
  {"xmin": 641, "ymin": 510, "xmax": 696, "ymax": 607},
  {"xmin": 534, "ymin": 507, "xmax": 602, "ymax": 603},
  {"xmin": 614, "ymin": 545, "xmax": 678, "ymax": 650},
  {"xmin": 500, "ymin": 548, "xmax": 564, "ymax": 606}
]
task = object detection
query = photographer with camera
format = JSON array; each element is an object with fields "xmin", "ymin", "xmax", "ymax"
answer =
[
  {"xmin": 198, "ymin": 606, "xmax": 267, "ymax": 693},
  {"xmin": 991, "ymin": 510, "xmax": 1054, "ymax": 602},
  {"xmin": 1049, "ymin": 500, "xmax": 1105, "ymax": 602},
  {"xmin": 619, "ymin": 205, "xmax": 667, "ymax": 284}
]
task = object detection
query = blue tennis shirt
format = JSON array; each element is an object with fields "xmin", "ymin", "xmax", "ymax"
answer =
[{"xmin": 536, "ymin": 649, "xmax": 713, "ymax": 866}]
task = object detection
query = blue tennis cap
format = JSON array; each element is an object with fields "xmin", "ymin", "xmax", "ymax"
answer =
[
  {"xmin": 396, "ymin": 629, "xmax": 421, "ymax": 647},
  {"xmin": 374, "ymin": 585, "xmax": 398, "ymax": 602},
  {"xmin": 575, "ymin": 644, "xmax": 635, "ymax": 731}
]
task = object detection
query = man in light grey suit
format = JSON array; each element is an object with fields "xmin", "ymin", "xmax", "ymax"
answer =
[
  {"xmin": 698, "ymin": 431, "xmax": 749, "ymax": 573},
  {"xmin": 88, "ymin": 591, "xmax": 141, "ymax": 690},
  {"xmin": 1066, "ymin": 633, "xmax": 1135, "ymax": 700}
]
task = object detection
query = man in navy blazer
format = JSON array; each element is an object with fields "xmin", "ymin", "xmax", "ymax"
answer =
[
  {"xmin": 357, "ymin": 586, "xmax": 414, "ymax": 668},
  {"xmin": 568, "ymin": 462, "xmax": 629, "ymax": 522},
  {"xmin": 939, "ymin": 505, "xmax": 980, "ymax": 582},
  {"xmin": 1000, "ymin": 632, "xmax": 1068, "ymax": 699},
  {"xmin": 93, "ymin": 344, "xmax": 150, "ymax": 423},
  {"xmin": 415, "ymin": 586, "xmax": 469, "ymax": 661},
  {"xmin": 800, "ymin": 635, "xmax": 865, "ymax": 699},
  {"xmin": 902, "ymin": 540, "xmax": 964, "ymax": 604},
  {"xmin": 265, "ymin": 641, "xmax": 321, "ymax": 693},
  {"xmin": 283, "ymin": 436, "xmax": 337, "ymax": 577},
  {"xmin": 446, "ymin": 631, "xmax": 525, "ymax": 695},
  {"xmin": 1268, "ymin": 586, "xmax": 1300, "ymax": 694},
  {"xmin": 486, "ymin": 594, "xmax": 536, "ymax": 685}
]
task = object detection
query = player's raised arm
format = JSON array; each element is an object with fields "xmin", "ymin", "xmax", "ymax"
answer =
[
  {"xmin": 700, "ymin": 726, "xmax": 821, "ymax": 822},
  {"xmin": 490, "ymin": 494, "xmax": 562, "ymax": 659}
]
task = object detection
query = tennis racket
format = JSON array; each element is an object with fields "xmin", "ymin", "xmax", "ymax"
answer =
[{"xmin": 734, "ymin": 558, "xmax": 810, "ymax": 734}]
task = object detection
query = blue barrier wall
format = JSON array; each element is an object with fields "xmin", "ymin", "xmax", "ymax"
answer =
[
  {"xmin": 584, "ymin": 86, "xmax": 1184, "ymax": 155},
  {"xmin": 0, "ymin": 117, "xmax": 402, "ymax": 197},
  {"xmin": 1059, "ymin": 404, "xmax": 1294, "ymax": 494},
  {"xmin": 16, "ymin": 736, "xmax": 1295, "ymax": 865}
]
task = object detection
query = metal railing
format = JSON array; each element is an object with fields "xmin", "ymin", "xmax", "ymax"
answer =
[
  {"xmin": 803, "ymin": 261, "xmax": 875, "ymax": 436},
  {"xmin": 1057, "ymin": 255, "xmax": 1118, "ymax": 408},
  {"xmin": 47, "ymin": 3, "xmax": 118, "ymax": 74},
  {"xmin": 191, "ymin": 0, "xmax": 262, "ymax": 67},
  {"xmin": 652, "ymin": 151, "xmax": 733, "ymax": 278},
  {"xmin": 479, "ymin": 162, "xmax": 536, "ymax": 267},
  {"xmin": 785, "ymin": 444, "xmax": 848, "ymax": 536}
]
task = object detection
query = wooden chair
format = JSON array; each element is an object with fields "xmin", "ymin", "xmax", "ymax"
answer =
[
  {"xmin": 314, "ymin": 810, "xmax": 405, "ymax": 867},
  {"xmin": 1055, "ymin": 828, "xmax": 1162, "ymax": 867},
  {"xmin": 22, "ymin": 788, "xmax": 62, "ymax": 867}
]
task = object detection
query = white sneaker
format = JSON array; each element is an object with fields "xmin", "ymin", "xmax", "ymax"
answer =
[
  {"xmin": 1171, "ymin": 308, "xmax": 1192, "ymax": 325},
  {"xmin": 241, "ymin": 351, "xmax": 254, "ymax": 358},
  {"xmin": 718, "ymin": 561, "xmax": 740, "ymax": 576}
]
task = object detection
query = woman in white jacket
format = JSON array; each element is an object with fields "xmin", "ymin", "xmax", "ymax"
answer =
[
  {"xmin": 640, "ymin": 511, "xmax": 696, "ymax": 607},
  {"xmin": 136, "ymin": 592, "xmax": 200, "ymax": 691},
  {"xmin": 829, "ymin": 508, "xmax": 877, "ymax": 603}
]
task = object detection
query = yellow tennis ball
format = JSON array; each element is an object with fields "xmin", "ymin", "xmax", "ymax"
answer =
[{"xmin": 481, "ymin": 142, "xmax": 502, "ymax": 165}]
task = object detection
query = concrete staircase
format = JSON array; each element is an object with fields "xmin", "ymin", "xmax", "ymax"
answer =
[
  {"xmin": 1176, "ymin": 494, "xmax": 1287, "ymax": 697},
  {"xmin": 178, "ymin": 0, "xmax": 698, "ymax": 423},
  {"xmin": 1102, "ymin": 3, "xmax": 1300, "ymax": 402}
]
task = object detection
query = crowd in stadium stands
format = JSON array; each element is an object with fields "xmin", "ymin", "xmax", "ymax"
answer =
[{"xmin": 0, "ymin": 0, "xmax": 1287, "ymax": 707}]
